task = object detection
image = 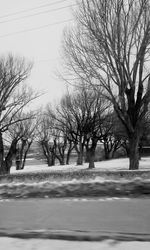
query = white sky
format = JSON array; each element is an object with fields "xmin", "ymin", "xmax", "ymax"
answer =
[{"xmin": 0, "ymin": 0, "xmax": 75, "ymax": 107}]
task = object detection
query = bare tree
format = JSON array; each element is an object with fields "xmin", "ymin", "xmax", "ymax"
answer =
[
  {"xmin": 62, "ymin": 0, "xmax": 150, "ymax": 170},
  {"xmin": 0, "ymin": 54, "xmax": 39, "ymax": 174},
  {"xmin": 37, "ymin": 113, "xmax": 57, "ymax": 167},
  {"xmin": 55, "ymin": 92, "xmax": 86, "ymax": 165},
  {"xmin": 56, "ymin": 89, "xmax": 94, "ymax": 166},
  {"xmin": 3, "ymin": 112, "xmax": 36, "ymax": 171},
  {"xmin": 1, "ymin": 134, "xmax": 21, "ymax": 174},
  {"xmin": 53, "ymin": 86, "xmax": 109, "ymax": 168},
  {"xmin": 13, "ymin": 113, "xmax": 39, "ymax": 170},
  {"xmin": 54, "ymin": 131, "xmax": 68, "ymax": 165},
  {"xmin": 41, "ymin": 105, "xmax": 75, "ymax": 166},
  {"xmin": 99, "ymin": 112, "xmax": 123, "ymax": 160}
]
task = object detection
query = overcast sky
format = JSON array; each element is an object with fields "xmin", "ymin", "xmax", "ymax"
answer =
[{"xmin": 0, "ymin": 0, "xmax": 75, "ymax": 107}]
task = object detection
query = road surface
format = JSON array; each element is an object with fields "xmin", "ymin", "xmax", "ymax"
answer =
[
  {"xmin": 0, "ymin": 198, "xmax": 150, "ymax": 249},
  {"xmin": 0, "ymin": 198, "xmax": 150, "ymax": 236}
]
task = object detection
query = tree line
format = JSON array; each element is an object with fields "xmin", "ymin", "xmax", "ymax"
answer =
[
  {"xmin": 59, "ymin": 0, "xmax": 150, "ymax": 170},
  {"xmin": 37, "ymin": 85, "xmax": 144, "ymax": 169},
  {"xmin": 1, "ymin": 0, "xmax": 150, "ymax": 174}
]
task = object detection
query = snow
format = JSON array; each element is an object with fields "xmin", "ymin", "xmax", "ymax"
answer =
[
  {"xmin": 0, "ymin": 238, "xmax": 149, "ymax": 250},
  {"xmin": 10, "ymin": 157, "xmax": 150, "ymax": 174}
]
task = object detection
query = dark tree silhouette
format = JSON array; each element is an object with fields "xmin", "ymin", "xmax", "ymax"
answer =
[
  {"xmin": 0, "ymin": 54, "xmax": 39, "ymax": 175},
  {"xmin": 62, "ymin": 0, "xmax": 150, "ymax": 170}
]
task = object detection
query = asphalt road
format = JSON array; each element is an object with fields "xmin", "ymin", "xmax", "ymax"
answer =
[{"xmin": 0, "ymin": 198, "xmax": 150, "ymax": 240}]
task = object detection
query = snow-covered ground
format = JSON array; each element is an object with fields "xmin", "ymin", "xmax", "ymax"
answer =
[
  {"xmin": 0, "ymin": 157, "xmax": 147, "ymax": 199},
  {"xmin": 0, "ymin": 238, "xmax": 150, "ymax": 250},
  {"xmin": 10, "ymin": 157, "xmax": 150, "ymax": 174}
]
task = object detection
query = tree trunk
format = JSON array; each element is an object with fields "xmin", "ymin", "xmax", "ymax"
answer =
[
  {"xmin": 56, "ymin": 153, "xmax": 65, "ymax": 165},
  {"xmin": 16, "ymin": 159, "xmax": 21, "ymax": 170},
  {"xmin": 66, "ymin": 142, "xmax": 74, "ymax": 165},
  {"xmin": 76, "ymin": 151, "xmax": 83, "ymax": 165},
  {"xmin": 138, "ymin": 143, "xmax": 142, "ymax": 160},
  {"xmin": 16, "ymin": 148, "xmax": 22, "ymax": 170},
  {"xmin": 0, "ymin": 162, "xmax": 8, "ymax": 175},
  {"xmin": 103, "ymin": 140, "xmax": 117, "ymax": 160},
  {"xmin": 4, "ymin": 161, "xmax": 11, "ymax": 174},
  {"xmin": 66, "ymin": 150, "xmax": 71, "ymax": 165},
  {"xmin": 47, "ymin": 157, "xmax": 52, "ymax": 166},
  {"xmin": 103, "ymin": 142, "xmax": 111, "ymax": 160},
  {"xmin": 129, "ymin": 135, "xmax": 140, "ymax": 170},
  {"xmin": 3, "ymin": 138, "xmax": 18, "ymax": 174},
  {"xmin": 46, "ymin": 154, "xmax": 55, "ymax": 166},
  {"xmin": 0, "ymin": 135, "xmax": 18, "ymax": 175},
  {"xmin": 41, "ymin": 141, "xmax": 56, "ymax": 167},
  {"xmin": 56, "ymin": 155, "xmax": 65, "ymax": 165},
  {"xmin": 16, "ymin": 139, "xmax": 27, "ymax": 170},
  {"xmin": 21, "ymin": 141, "xmax": 32, "ymax": 170},
  {"xmin": 51, "ymin": 154, "xmax": 55, "ymax": 166},
  {"xmin": 88, "ymin": 148, "xmax": 95, "ymax": 169},
  {"xmin": 75, "ymin": 142, "xmax": 84, "ymax": 165},
  {"xmin": 0, "ymin": 132, "xmax": 5, "ymax": 175},
  {"xmin": 87, "ymin": 138, "xmax": 97, "ymax": 169},
  {"xmin": 84, "ymin": 138, "xmax": 90, "ymax": 163},
  {"xmin": 47, "ymin": 150, "xmax": 56, "ymax": 166},
  {"xmin": 85, "ymin": 146, "xmax": 90, "ymax": 163},
  {"xmin": 60, "ymin": 158, "xmax": 65, "ymax": 165}
]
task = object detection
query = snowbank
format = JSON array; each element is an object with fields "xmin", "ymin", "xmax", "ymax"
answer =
[{"xmin": 0, "ymin": 238, "xmax": 149, "ymax": 250}]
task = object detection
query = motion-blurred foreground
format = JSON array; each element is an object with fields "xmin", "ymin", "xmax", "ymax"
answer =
[
  {"xmin": 1, "ymin": 158, "xmax": 150, "ymax": 249},
  {"xmin": 0, "ymin": 198, "xmax": 150, "ymax": 249},
  {"xmin": 0, "ymin": 177, "xmax": 150, "ymax": 199}
]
